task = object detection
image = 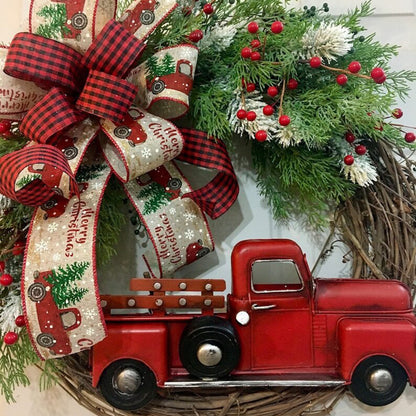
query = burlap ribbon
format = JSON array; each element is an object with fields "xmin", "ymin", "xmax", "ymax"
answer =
[{"xmin": 0, "ymin": 0, "xmax": 239, "ymax": 359}]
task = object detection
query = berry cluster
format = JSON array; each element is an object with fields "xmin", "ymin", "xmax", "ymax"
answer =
[
  {"xmin": 0, "ymin": 260, "xmax": 25, "ymax": 346},
  {"xmin": 342, "ymin": 132, "xmax": 367, "ymax": 166},
  {"xmin": 308, "ymin": 56, "xmax": 387, "ymax": 87}
]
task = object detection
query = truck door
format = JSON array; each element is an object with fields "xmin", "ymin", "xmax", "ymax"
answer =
[{"xmin": 248, "ymin": 259, "xmax": 313, "ymax": 369}]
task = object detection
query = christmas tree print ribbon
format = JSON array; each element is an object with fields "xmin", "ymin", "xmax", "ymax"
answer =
[{"xmin": 0, "ymin": 0, "xmax": 239, "ymax": 359}]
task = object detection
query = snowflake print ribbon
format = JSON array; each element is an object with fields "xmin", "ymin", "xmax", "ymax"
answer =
[{"xmin": 0, "ymin": 0, "xmax": 239, "ymax": 360}]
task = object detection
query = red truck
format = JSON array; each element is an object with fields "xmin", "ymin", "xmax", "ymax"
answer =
[
  {"xmin": 92, "ymin": 239, "xmax": 416, "ymax": 410},
  {"xmin": 27, "ymin": 270, "xmax": 82, "ymax": 356},
  {"xmin": 51, "ymin": 0, "xmax": 88, "ymax": 40},
  {"xmin": 136, "ymin": 165, "xmax": 182, "ymax": 200},
  {"xmin": 119, "ymin": 0, "xmax": 160, "ymax": 34},
  {"xmin": 113, "ymin": 107, "xmax": 148, "ymax": 146}
]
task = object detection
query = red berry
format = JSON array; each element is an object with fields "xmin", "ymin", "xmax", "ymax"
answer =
[
  {"xmin": 336, "ymin": 74, "xmax": 348, "ymax": 85},
  {"xmin": 279, "ymin": 115, "xmax": 291, "ymax": 126},
  {"xmin": 405, "ymin": 132, "xmax": 416, "ymax": 143},
  {"xmin": 255, "ymin": 130, "xmax": 268, "ymax": 142},
  {"xmin": 246, "ymin": 83, "xmax": 256, "ymax": 92},
  {"xmin": 0, "ymin": 273, "xmax": 13, "ymax": 286},
  {"xmin": 348, "ymin": 61, "xmax": 361, "ymax": 73},
  {"xmin": 0, "ymin": 260, "xmax": 5, "ymax": 272},
  {"xmin": 287, "ymin": 79, "xmax": 298, "ymax": 90},
  {"xmin": 309, "ymin": 56, "xmax": 321, "ymax": 68},
  {"xmin": 345, "ymin": 132, "xmax": 356, "ymax": 143},
  {"xmin": 250, "ymin": 51, "xmax": 261, "ymax": 61},
  {"xmin": 247, "ymin": 22, "xmax": 259, "ymax": 34},
  {"xmin": 250, "ymin": 39, "xmax": 261, "ymax": 48},
  {"xmin": 15, "ymin": 315, "xmax": 26, "ymax": 328},
  {"xmin": 392, "ymin": 108, "xmax": 403, "ymax": 119},
  {"xmin": 263, "ymin": 105, "xmax": 274, "ymax": 116},
  {"xmin": 267, "ymin": 86, "xmax": 278, "ymax": 97},
  {"xmin": 374, "ymin": 123, "xmax": 384, "ymax": 131},
  {"xmin": 12, "ymin": 241, "xmax": 25, "ymax": 256},
  {"xmin": 237, "ymin": 109, "xmax": 247, "ymax": 120},
  {"xmin": 271, "ymin": 21, "xmax": 284, "ymax": 34},
  {"xmin": 0, "ymin": 120, "xmax": 11, "ymax": 135},
  {"xmin": 188, "ymin": 29, "xmax": 203, "ymax": 43},
  {"xmin": 344, "ymin": 155, "xmax": 355, "ymax": 165},
  {"xmin": 241, "ymin": 47, "xmax": 252, "ymax": 59},
  {"xmin": 371, "ymin": 67, "xmax": 385, "ymax": 80},
  {"xmin": 3, "ymin": 331, "xmax": 18, "ymax": 345},
  {"xmin": 246, "ymin": 111, "xmax": 257, "ymax": 121},
  {"xmin": 355, "ymin": 145, "xmax": 367, "ymax": 155},
  {"xmin": 203, "ymin": 3, "xmax": 214, "ymax": 14},
  {"xmin": 374, "ymin": 75, "xmax": 386, "ymax": 84}
]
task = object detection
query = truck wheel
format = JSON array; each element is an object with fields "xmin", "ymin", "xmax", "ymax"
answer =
[
  {"xmin": 151, "ymin": 80, "xmax": 165, "ymax": 95},
  {"xmin": 350, "ymin": 355, "xmax": 408, "ymax": 406},
  {"xmin": 36, "ymin": 333, "xmax": 55, "ymax": 348},
  {"xmin": 99, "ymin": 359, "xmax": 157, "ymax": 411},
  {"xmin": 179, "ymin": 316, "xmax": 240, "ymax": 379},
  {"xmin": 71, "ymin": 13, "xmax": 88, "ymax": 30},
  {"xmin": 28, "ymin": 282, "xmax": 46, "ymax": 302}
]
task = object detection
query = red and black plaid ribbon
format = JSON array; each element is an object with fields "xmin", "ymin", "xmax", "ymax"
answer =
[
  {"xmin": 0, "ymin": 144, "xmax": 78, "ymax": 206},
  {"xmin": 178, "ymin": 128, "xmax": 239, "ymax": 219}
]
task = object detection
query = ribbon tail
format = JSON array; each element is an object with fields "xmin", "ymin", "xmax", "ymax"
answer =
[{"xmin": 178, "ymin": 128, "xmax": 239, "ymax": 219}]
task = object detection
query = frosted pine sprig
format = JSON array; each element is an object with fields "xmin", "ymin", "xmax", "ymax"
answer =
[
  {"xmin": 341, "ymin": 156, "xmax": 378, "ymax": 186},
  {"xmin": 228, "ymin": 91, "xmax": 279, "ymax": 140},
  {"xmin": 0, "ymin": 286, "xmax": 22, "ymax": 335},
  {"xmin": 301, "ymin": 22, "xmax": 353, "ymax": 62}
]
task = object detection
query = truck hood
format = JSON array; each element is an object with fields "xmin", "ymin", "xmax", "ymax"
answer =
[{"xmin": 315, "ymin": 278, "xmax": 412, "ymax": 312}]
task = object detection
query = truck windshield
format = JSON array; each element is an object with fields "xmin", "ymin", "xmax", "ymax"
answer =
[{"xmin": 251, "ymin": 259, "xmax": 303, "ymax": 293}]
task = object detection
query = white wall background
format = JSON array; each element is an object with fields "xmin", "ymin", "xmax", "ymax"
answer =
[{"xmin": 1, "ymin": 0, "xmax": 416, "ymax": 414}]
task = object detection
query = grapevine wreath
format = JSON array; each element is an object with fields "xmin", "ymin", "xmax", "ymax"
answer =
[{"xmin": 1, "ymin": 0, "xmax": 416, "ymax": 414}]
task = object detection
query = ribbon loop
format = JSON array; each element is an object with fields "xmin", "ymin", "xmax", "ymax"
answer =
[
  {"xmin": 4, "ymin": 33, "xmax": 85, "ymax": 92},
  {"xmin": 81, "ymin": 20, "xmax": 145, "ymax": 78},
  {"xmin": 178, "ymin": 129, "xmax": 239, "ymax": 219},
  {"xmin": 76, "ymin": 70, "xmax": 138, "ymax": 122},
  {"xmin": 21, "ymin": 88, "xmax": 86, "ymax": 143},
  {"xmin": 0, "ymin": 144, "xmax": 78, "ymax": 206}
]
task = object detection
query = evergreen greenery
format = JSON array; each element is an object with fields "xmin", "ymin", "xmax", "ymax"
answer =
[
  {"xmin": 16, "ymin": 174, "xmax": 41, "ymax": 190},
  {"xmin": 138, "ymin": 182, "xmax": 172, "ymax": 215},
  {"xmin": 36, "ymin": 4, "xmax": 71, "ymax": 40},
  {"xmin": 45, "ymin": 262, "xmax": 89, "ymax": 309}
]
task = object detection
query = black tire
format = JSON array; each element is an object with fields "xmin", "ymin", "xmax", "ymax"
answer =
[
  {"xmin": 71, "ymin": 13, "xmax": 88, "ymax": 30},
  {"xmin": 179, "ymin": 316, "xmax": 240, "ymax": 379},
  {"xmin": 41, "ymin": 199, "xmax": 56, "ymax": 211},
  {"xmin": 28, "ymin": 282, "xmax": 46, "ymax": 302},
  {"xmin": 151, "ymin": 80, "xmax": 165, "ymax": 95},
  {"xmin": 63, "ymin": 146, "xmax": 78, "ymax": 160},
  {"xmin": 114, "ymin": 126, "xmax": 131, "ymax": 139},
  {"xmin": 350, "ymin": 355, "xmax": 408, "ymax": 406},
  {"xmin": 99, "ymin": 359, "xmax": 157, "ymax": 411},
  {"xmin": 197, "ymin": 247, "xmax": 210, "ymax": 258},
  {"xmin": 167, "ymin": 178, "xmax": 182, "ymax": 190},
  {"xmin": 140, "ymin": 10, "xmax": 155, "ymax": 25},
  {"xmin": 36, "ymin": 333, "xmax": 55, "ymax": 348}
]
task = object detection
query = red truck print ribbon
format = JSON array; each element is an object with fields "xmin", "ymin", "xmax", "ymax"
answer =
[{"xmin": 0, "ymin": 0, "xmax": 239, "ymax": 360}]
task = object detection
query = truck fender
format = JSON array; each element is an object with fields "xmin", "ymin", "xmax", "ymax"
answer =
[
  {"xmin": 92, "ymin": 322, "xmax": 168, "ymax": 388},
  {"xmin": 337, "ymin": 318, "xmax": 416, "ymax": 385}
]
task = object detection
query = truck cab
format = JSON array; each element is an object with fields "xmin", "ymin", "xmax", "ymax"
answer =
[{"xmin": 92, "ymin": 239, "xmax": 416, "ymax": 410}]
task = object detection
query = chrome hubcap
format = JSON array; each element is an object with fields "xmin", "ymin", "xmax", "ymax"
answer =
[
  {"xmin": 368, "ymin": 368, "xmax": 393, "ymax": 392},
  {"xmin": 113, "ymin": 368, "xmax": 142, "ymax": 395},
  {"xmin": 197, "ymin": 343, "xmax": 222, "ymax": 367}
]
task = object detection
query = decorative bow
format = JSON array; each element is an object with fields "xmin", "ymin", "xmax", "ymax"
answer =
[{"xmin": 0, "ymin": 0, "xmax": 239, "ymax": 360}]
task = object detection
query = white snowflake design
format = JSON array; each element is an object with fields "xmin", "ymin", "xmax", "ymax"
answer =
[
  {"xmin": 47, "ymin": 222, "xmax": 58, "ymax": 233},
  {"xmin": 52, "ymin": 253, "xmax": 62, "ymax": 262},
  {"xmin": 86, "ymin": 327, "xmax": 95, "ymax": 337},
  {"xmin": 185, "ymin": 229, "xmax": 195, "ymax": 240},
  {"xmin": 184, "ymin": 212, "xmax": 196, "ymax": 221},
  {"xmin": 34, "ymin": 240, "xmax": 48, "ymax": 253},
  {"xmin": 83, "ymin": 309, "xmax": 98, "ymax": 320},
  {"xmin": 141, "ymin": 148, "xmax": 152, "ymax": 158},
  {"xmin": 169, "ymin": 208, "xmax": 177, "ymax": 215}
]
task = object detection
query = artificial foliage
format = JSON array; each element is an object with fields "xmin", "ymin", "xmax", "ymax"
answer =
[{"xmin": 1, "ymin": 0, "xmax": 416, "ymax": 412}]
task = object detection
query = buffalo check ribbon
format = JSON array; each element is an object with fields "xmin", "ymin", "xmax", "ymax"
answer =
[{"xmin": 0, "ymin": 0, "xmax": 239, "ymax": 360}]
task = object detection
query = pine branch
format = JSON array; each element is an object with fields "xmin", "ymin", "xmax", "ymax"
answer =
[
  {"xmin": 15, "ymin": 174, "xmax": 41, "ymax": 190},
  {"xmin": 36, "ymin": 4, "xmax": 71, "ymax": 40}
]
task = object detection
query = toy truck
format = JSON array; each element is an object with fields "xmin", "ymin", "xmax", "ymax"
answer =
[{"xmin": 92, "ymin": 239, "xmax": 416, "ymax": 410}]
